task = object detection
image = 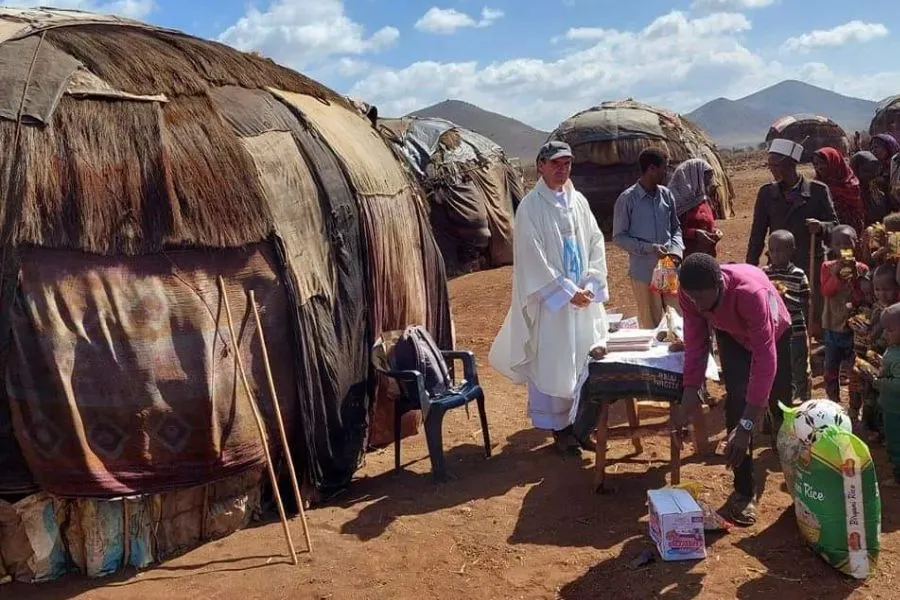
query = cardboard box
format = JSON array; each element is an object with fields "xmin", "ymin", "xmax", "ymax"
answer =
[{"xmin": 648, "ymin": 488, "xmax": 707, "ymax": 561}]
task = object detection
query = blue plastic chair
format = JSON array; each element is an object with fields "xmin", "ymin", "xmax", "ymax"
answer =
[{"xmin": 372, "ymin": 337, "xmax": 491, "ymax": 481}]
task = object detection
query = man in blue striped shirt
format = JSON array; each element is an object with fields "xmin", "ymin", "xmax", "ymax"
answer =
[{"xmin": 612, "ymin": 149, "xmax": 684, "ymax": 328}]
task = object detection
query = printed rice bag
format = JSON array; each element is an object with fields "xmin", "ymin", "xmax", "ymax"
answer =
[{"xmin": 793, "ymin": 426, "xmax": 881, "ymax": 579}]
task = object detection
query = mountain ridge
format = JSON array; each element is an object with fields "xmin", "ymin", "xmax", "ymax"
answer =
[
  {"xmin": 403, "ymin": 80, "xmax": 884, "ymax": 155},
  {"xmin": 686, "ymin": 80, "xmax": 878, "ymax": 148}
]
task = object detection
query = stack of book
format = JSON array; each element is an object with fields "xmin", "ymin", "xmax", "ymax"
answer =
[{"xmin": 606, "ymin": 329, "xmax": 657, "ymax": 352}]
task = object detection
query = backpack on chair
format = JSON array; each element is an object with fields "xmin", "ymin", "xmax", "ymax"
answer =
[{"xmin": 389, "ymin": 325, "xmax": 453, "ymax": 412}]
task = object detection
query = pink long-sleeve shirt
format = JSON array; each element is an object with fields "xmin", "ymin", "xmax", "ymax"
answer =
[{"xmin": 679, "ymin": 264, "xmax": 791, "ymax": 408}]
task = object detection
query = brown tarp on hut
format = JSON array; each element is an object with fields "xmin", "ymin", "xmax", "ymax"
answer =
[
  {"xmin": 549, "ymin": 100, "xmax": 735, "ymax": 229},
  {"xmin": 0, "ymin": 6, "xmax": 451, "ymax": 513},
  {"xmin": 378, "ymin": 116, "xmax": 524, "ymax": 277},
  {"xmin": 765, "ymin": 114, "xmax": 850, "ymax": 163},
  {"xmin": 870, "ymin": 95, "xmax": 900, "ymax": 142}
]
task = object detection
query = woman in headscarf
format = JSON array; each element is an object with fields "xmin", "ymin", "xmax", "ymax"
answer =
[
  {"xmin": 850, "ymin": 151, "xmax": 888, "ymax": 226},
  {"xmin": 812, "ymin": 147, "xmax": 865, "ymax": 234},
  {"xmin": 870, "ymin": 134, "xmax": 900, "ymax": 210},
  {"xmin": 668, "ymin": 158, "xmax": 722, "ymax": 257}
]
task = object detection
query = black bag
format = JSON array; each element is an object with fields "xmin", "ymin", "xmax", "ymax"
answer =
[{"xmin": 389, "ymin": 325, "xmax": 452, "ymax": 400}]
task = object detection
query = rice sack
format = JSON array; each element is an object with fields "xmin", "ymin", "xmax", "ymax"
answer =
[
  {"xmin": 779, "ymin": 400, "xmax": 852, "ymax": 499},
  {"xmin": 793, "ymin": 426, "xmax": 881, "ymax": 579}
]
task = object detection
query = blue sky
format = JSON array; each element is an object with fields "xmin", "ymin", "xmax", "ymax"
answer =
[{"xmin": 12, "ymin": 1, "xmax": 900, "ymax": 129}]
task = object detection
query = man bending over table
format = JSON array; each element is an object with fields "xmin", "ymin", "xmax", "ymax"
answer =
[{"xmin": 672, "ymin": 253, "xmax": 792, "ymax": 526}]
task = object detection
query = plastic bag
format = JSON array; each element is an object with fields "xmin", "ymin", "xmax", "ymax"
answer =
[
  {"xmin": 671, "ymin": 482, "xmax": 732, "ymax": 532},
  {"xmin": 650, "ymin": 256, "xmax": 679, "ymax": 296},
  {"xmin": 777, "ymin": 402, "xmax": 804, "ymax": 496}
]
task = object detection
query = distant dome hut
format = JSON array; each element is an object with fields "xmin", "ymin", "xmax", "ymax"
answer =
[
  {"xmin": 0, "ymin": 7, "xmax": 450, "ymax": 582},
  {"xmin": 377, "ymin": 116, "xmax": 524, "ymax": 276},
  {"xmin": 869, "ymin": 95, "xmax": 900, "ymax": 142},
  {"xmin": 548, "ymin": 100, "xmax": 734, "ymax": 228},
  {"xmin": 765, "ymin": 114, "xmax": 849, "ymax": 162}
]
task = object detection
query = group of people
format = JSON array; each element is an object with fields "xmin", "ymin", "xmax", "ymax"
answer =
[{"xmin": 489, "ymin": 132, "xmax": 900, "ymax": 528}]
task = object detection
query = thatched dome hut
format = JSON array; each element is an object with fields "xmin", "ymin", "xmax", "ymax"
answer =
[
  {"xmin": 377, "ymin": 116, "xmax": 524, "ymax": 277},
  {"xmin": 548, "ymin": 100, "xmax": 735, "ymax": 228},
  {"xmin": 765, "ymin": 114, "xmax": 849, "ymax": 163},
  {"xmin": 870, "ymin": 95, "xmax": 900, "ymax": 142},
  {"xmin": 0, "ymin": 8, "xmax": 451, "ymax": 582}
]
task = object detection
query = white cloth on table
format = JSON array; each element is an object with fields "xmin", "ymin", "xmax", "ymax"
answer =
[
  {"xmin": 490, "ymin": 177, "xmax": 610, "ymax": 430},
  {"xmin": 571, "ymin": 312, "xmax": 717, "ymax": 423},
  {"xmin": 570, "ymin": 342, "xmax": 720, "ymax": 424}
]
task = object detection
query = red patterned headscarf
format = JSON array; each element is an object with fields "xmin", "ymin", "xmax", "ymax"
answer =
[{"xmin": 814, "ymin": 147, "xmax": 864, "ymax": 234}]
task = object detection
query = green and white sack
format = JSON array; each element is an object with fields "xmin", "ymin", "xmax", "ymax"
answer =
[{"xmin": 793, "ymin": 426, "xmax": 881, "ymax": 579}]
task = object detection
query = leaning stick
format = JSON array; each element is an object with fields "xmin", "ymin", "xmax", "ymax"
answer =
[
  {"xmin": 808, "ymin": 232, "xmax": 816, "ymax": 331},
  {"xmin": 249, "ymin": 290, "xmax": 312, "ymax": 553},
  {"xmin": 670, "ymin": 430, "xmax": 682, "ymax": 486},
  {"xmin": 218, "ymin": 276, "xmax": 298, "ymax": 566}
]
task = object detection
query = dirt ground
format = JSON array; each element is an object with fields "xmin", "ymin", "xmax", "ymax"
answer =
[{"xmin": 13, "ymin": 160, "xmax": 900, "ymax": 599}]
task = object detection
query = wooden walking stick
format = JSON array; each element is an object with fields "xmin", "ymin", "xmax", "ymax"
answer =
[
  {"xmin": 670, "ymin": 428, "xmax": 682, "ymax": 486},
  {"xmin": 249, "ymin": 290, "xmax": 312, "ymax": 553},
  {"xmin": 808, "ymin": 232, "xmax": 816, "ymax": 326},
  {"xmin": 218, "ymin": 277, "xmax": 299, "ymax": 566}
]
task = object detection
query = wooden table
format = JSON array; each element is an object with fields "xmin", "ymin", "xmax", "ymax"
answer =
[{"xmin": 571, "ymin": 348, "xmax": 718, "ymax": 493}]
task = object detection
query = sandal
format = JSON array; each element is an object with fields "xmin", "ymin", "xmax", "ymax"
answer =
[
  {"xmin": 553, "ymin": 426, "xmax": 582, "ymax": 456},
  {"xmin": 727, "ymin": 494, "xmax": 758, "ymax": 527}
]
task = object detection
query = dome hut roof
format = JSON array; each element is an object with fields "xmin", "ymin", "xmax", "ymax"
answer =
[
  {"xmin": 549, "ymin": 100, "xmax": 734, "ymax": 227},
  {"xmin": 765, "ymin": 114, "xmax": 850, "ymax": 163},
  {"xmin": 869, "ymin": 95, "xmax": 900, "ymax": 142},
  {"xmin": 377, "ymin": 116, "xmax": 524, "ymax": 276}
]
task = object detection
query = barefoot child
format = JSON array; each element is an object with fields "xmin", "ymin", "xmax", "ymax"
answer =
[
  {"xmin": 874, "ymin": 303, "xmax": 900, "ymax": 484},
  {"xmin": 821, "ymin": 225, "xmax": 870, "ymax": 404},
  {"xmin": 763, "ymin": 230, "xmax": 811, "ymax": 404}
]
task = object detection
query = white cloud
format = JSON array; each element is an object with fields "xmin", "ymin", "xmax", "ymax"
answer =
[
  {"xmin": 414, "ymin": 6, "xmax": 504, "ymax": 34},
  {"xmin": 9, "ymin": 0, "xmax": 155, "ymax": 19},
  {"xmin": 691, "ymin": 0, "xmax": 777, "ymax": 10},
  {"xmin": 218, "ymin": 0, "xmax": 399, "ymax": 69},
  {"xmin": 352, "ymin": 11, "xmax": 764, "ymax": 129},
  {"xmin": 345, "ymin": 8, "xmax": 900, "ymax": 137},
  {"xmin": 781, "ymin": 20, "xmax": 888, "ymax": 54}
]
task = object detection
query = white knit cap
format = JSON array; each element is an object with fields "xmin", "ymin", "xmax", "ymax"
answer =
[{"xmin": 768, "ymin": 138, "xmax": 804, "ymax": 161}]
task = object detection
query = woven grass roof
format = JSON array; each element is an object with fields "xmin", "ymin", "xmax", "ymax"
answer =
[{"xmin": 0, "ymin": 8, "xmax": 354, "ymax": 256}]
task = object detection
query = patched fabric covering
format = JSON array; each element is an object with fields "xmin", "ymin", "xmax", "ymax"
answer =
[
  {"xmin": 0, "ymin": 35, "xmax": 80, "ymax": 124},
  {"xmin": 555, "ymin": 106, "xmax": 665, "ymax": 146},
  {"xmin": 65, "ymin": 67, "xmax": 168, "ymax": 102},
  {"xmin": 269, "ymin": 88, "xmax": 411, "ymax": 198},
  {"xmin": 241, "ymin": 131, "xmax": 333, "ymax": 304},
  {"xmin": 6, "ymin": 244, "xmax": 298, "ymax": 497},
  {"xmin": 379, "ymin": 116, "xmax": 519, "ymax": 276}
]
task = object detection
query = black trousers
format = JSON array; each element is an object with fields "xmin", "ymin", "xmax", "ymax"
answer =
[{"xmin": 716, "ymin": 329, "xmax": 792, "ymax": 498}]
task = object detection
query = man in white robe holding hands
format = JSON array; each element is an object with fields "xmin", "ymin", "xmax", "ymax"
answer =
[{"xmin": 490, "ymin": 140, "xmax": 610, "ymax": 455}]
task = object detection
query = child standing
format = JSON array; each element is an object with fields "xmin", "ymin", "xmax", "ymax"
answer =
[
  {"xmin": 854, "ymin": 264, "xmax": 900, "ymax": 438},
  {"xmin": 821, "ymin": 225, "xmax": 870, "ymax": 405},
  {"xmin": 874, "ymin": 303, "xmax": 900, "ymax": 484},
  {"xmin": 848, "ymin": 275, "xmax": 874, "ymax": 424},
  {"xmin": 763, "ymin": 230, "xmax": 811, "ymax": 404}
]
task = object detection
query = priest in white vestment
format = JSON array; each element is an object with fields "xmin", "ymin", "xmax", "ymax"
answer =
[{"xmin": 489, "ymin": 140, "xmax": 610, "ymax": 455}]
